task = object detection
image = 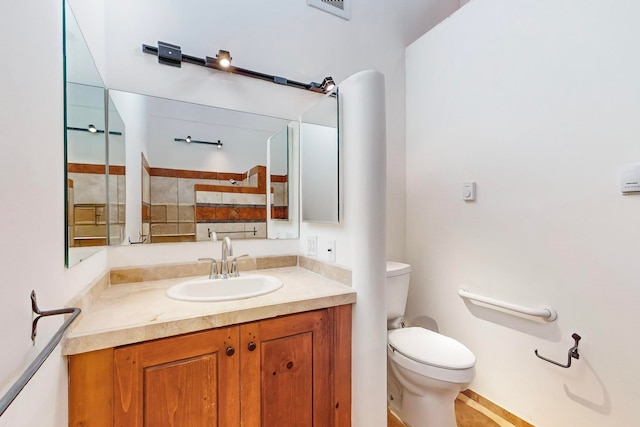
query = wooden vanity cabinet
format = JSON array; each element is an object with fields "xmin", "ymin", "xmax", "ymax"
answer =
[{"xmin": 68, "ymin": 305, "xmax": 352, "ymax": 427}]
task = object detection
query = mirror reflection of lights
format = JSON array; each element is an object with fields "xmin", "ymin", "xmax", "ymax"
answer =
[{"xmin": 173, "ymin": 137, "xmax": 223, "ymax": 149}]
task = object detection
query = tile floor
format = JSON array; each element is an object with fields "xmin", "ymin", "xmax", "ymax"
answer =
[{"xmin": 388, "ymin": 393, "xmax": 517, "ymax": 427}]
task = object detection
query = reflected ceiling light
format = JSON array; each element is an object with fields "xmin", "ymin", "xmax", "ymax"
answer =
[
  {"xmin": 174, "ymin": 137, "xmax": 223, "ymax": 149},
  {"xmin": 143, "ymin": 41, "xmax": 335, "ymax": 94},
  {"xmin": 66, "ymin": 126, "xmax": 122, "ymax": 135},
  {"xmin": 216, "ymin": 50, "xmax": 232, "ymax": 68}
]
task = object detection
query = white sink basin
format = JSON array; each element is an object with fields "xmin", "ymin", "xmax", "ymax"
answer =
[{"xmin": 166, "ymin": 274, "xmax": 283, "ymax": 302}]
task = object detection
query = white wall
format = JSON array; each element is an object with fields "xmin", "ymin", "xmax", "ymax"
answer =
[
  {"xmin": 0, "ymin": 1, "xmax": 459, "ymax": 425},
  {"xmin": 0, "ymin": 0, "xmax": 110, "ymax": 423},
  {"xmin": 405, "ymin": 0, "xmax": 640, "ymax": 425}
]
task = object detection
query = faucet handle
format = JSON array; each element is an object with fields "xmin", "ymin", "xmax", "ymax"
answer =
[
  {"xmin": 230, "ymin": 254, "xmax": 249, "ymax": 277},
  {"xmin": 198, "ymin": 257, "xmax": 218, "ymax": 279}
]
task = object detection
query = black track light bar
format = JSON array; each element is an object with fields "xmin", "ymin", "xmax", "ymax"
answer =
[{"xmin": 142, "ymin": 41, "xmax": 335, "ymax": 94}]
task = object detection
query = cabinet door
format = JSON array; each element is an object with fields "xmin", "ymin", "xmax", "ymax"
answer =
[
  {"xmin": 113, "ymin": 327, "xmax": 240, "ymax": 427},
  {"xmin": 240, "ymin": 310, "xmax": 332, "ymax": 427}
]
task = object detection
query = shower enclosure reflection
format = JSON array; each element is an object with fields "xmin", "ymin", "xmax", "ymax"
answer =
[{"xmin": 108, "ymin": 91, "xmax": 299, "ymax": 244}]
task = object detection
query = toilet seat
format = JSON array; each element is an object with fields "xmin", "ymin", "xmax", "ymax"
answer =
[{"xmin": 388, "ymin": 327, "xmax": 475, "ymax": 369}]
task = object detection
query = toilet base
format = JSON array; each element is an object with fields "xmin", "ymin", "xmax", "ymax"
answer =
[
  {"xmin": 399, "ymin": 388, "xmax": 458, "ymax": 427},
  {"xmin": 387, "ymin": 359, "xmax": 404, "ymax": 414},
  {"xmin": 388, "ymin": 358, "xmax": 464, "ymax": 427}
]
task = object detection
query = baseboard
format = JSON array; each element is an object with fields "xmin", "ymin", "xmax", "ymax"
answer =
[{"xmin": 461, "ymin": 389, "xmax": 535, "ymax": 427}]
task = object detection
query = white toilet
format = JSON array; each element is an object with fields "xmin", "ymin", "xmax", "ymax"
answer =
[{"xmin": 386, "ymin": 262, "xmax": 476, "ymax": 427}]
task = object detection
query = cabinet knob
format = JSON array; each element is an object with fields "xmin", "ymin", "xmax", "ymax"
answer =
[
  {"xmin": 247, "ymin": 341, "xmax": 257, "ymax": 351},
  {"xmin": 225, "ymin": 346, "xmax": 235, "ymax": 357}
]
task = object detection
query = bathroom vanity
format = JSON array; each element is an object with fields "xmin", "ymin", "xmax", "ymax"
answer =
[{"xmin": 65, "ymin": 265, "xmax": 355, "ymax": 427}]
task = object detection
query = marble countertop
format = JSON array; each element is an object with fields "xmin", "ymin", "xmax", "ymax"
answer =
[{"xmin": 63, "ymin": 266, "xmax": 356, "ymax": 356}]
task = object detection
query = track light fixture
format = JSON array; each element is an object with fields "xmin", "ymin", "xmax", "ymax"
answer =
[
  {"xmin": 143, "ymin": 41, "xmax": 337, "ymax": 93},
  {"xmin": 174, "ymin": 136, "xmax": 223, "ymax": 148},
  {"xmin": 88, "ymin": 124, "xmax": 98, "ymax": 133}
]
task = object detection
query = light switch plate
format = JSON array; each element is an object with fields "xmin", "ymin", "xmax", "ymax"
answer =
[
  {"xmin": 306, "ymin": 235, "xmax": 317, "ymax": 257},
  {"xmin": 620, "ymin": 164, "xmax": 640, "ymax": 193},
  {"xmin": 463, "ymin": 182, "xmax": 476, "ymax": 201},
  {"xmin": 327, "ymin": 240, "xmax": 336, "ymax": 262}
]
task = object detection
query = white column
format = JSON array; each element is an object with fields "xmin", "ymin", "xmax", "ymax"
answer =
[{"xmin": 340, "ymin": 70, "xmax": 387, "ymax": 427}]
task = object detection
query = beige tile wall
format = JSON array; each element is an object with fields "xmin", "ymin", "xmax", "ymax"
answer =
[{"xmin": 148, "ymin": 167, "xmax": 269, "ymax": 242}]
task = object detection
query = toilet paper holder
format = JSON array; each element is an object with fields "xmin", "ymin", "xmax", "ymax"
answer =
[{"xmin": 534, "ymin": 333, "xmax": 581, "ymax": 368}]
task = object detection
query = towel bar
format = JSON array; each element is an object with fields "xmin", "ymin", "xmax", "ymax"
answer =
[{"xmin": 0, "ymin": 291, "xmax": 80, "ymax": 417}]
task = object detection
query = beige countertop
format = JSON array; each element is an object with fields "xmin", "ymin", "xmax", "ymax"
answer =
[{"xmin": 62, "ymin": 266, "xmax": 356, "ymax": 356}]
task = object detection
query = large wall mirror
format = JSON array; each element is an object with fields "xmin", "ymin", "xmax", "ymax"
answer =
[
  {"xmin": 64, "ymin": 1, "xmax": 337, "ymax": 267},
  {"xmin": 65, "ymin": 0, "xmax": 108, "ymax": 267}
]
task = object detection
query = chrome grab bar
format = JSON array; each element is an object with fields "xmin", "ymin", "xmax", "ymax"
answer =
[
  {"xmin": 458, "ymin": 288, "xmax": 557, "ymax": 321},
  {"xmin": 0, "ymin": 291, "xmax": 81, "ymax": 417}
]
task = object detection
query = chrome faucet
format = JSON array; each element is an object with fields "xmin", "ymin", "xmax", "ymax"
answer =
[
  {"xmin": 219, "ymin": 236, "xmax": 233, "ymax": 278},
  {"xmin": 230, "ymin": 254, "xmax": 249, "ymax": 277},
  {"xmin": 198, "ymin": 257, "xmax": 218, "ymax": 279}
]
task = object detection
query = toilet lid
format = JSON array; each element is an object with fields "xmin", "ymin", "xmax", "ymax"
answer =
[{"xmin": 388, "ymin": 327, "xmax": 476, "ymax": 370}]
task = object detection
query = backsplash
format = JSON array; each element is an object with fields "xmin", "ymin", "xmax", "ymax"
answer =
[
  {"xmin": 299, "ymin": 255, "xmax": 352, "ymax": 286},
  {"xmin": 109, "ymin": 255, "xmax": 298, "ymax": 284}
]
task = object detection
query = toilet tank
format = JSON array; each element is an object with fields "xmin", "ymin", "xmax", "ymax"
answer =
[{"xmin": 386, "ymin": 262, "xmax": 411, "ymax": 320}]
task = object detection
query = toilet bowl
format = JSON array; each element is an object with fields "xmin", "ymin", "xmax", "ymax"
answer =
[{"xmin": 386, "ymin": 262, "xmax": 476, "ymax": 427}]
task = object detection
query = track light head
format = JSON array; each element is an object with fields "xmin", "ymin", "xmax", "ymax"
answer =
[
  {"xmin": 309, "ymin": 76, "xmax": 337, "ymax": 93},
  {"xmin": 185, "ymin": 135, "xmax": 192, "ymax": 143},
  {"xmin": 216, "ymin": 50, "xmax": 232, "ymax": 68},
  {"xmin": 88, "ymin": 124, "xmax": 98, "ymax": 133},
  {"xmin": 321, "ymin": 76, "xmax": 336, "ymax": 92}
]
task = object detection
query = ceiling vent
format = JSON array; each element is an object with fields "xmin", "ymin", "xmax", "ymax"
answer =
[{"xmin": 308, "ymin": 0, "xmax": 350, "ymax": 20}]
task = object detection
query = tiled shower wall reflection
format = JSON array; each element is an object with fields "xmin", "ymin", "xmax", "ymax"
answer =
[
  {"xmin": 146, "ymin": 163, "xmax": 270, "ymax": 243},
  {"xmin": 67, "ymin": 163, "xmax": 125, "ymax": 247}
]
